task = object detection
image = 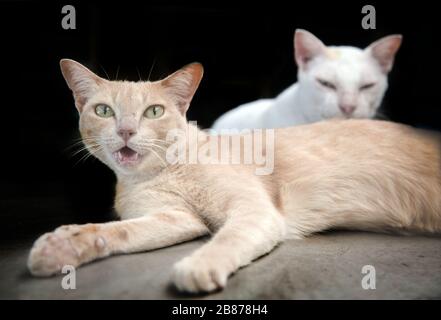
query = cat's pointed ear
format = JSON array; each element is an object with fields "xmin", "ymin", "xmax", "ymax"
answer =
[
  {"xmin": 60, "ymin": 59, "xmax": 107, "ymax": 112},
  {"xmin": 365, "ymin": 35, "xmax": 402, "ymax": 73},
  {"xmin": 294, "ymin": 29, "xmax": 327, "ymax": 70},
  {"xmin": 160, "ymin": 63, "xmax": 204, "ymax": 115}
]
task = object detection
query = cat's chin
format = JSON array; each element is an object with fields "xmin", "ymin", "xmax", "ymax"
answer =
[{"xmin": 112, "ymin": 147, "xmax": 142, "ymax": 167}]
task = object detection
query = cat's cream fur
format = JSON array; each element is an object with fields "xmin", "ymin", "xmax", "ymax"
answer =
[
  {"xmin": 28, "ymin": 59, "xmax": 441, "ymax": 293},
  {"xmin": 212, "ymin": 29, "xmax": 402, "ymax": 130}
]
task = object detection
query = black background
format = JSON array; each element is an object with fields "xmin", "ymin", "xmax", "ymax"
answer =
[{"xmin": 0, "ymin": 1, "xmax": 439, "ymax": 243}]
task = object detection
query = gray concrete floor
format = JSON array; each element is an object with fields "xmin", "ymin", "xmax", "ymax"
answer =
[{"xmin": 1, "ymin": 231, "xmax": 441, "ymax": 299}]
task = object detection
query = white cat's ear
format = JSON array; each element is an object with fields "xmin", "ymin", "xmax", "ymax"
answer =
[
  {"xmin": 294, "ymin": 29, "xmax": 327, "ymax": 69},
  {"xmin": 161, "ymin": 63, "xmax": 204, "ymax": 115},
  {"xmin": 365, "ymin": 35, "xmax": 402, "ymax": 73},
  {"xmin": 60, "ymin": 59, "xmax": 106, "ymax": 112}
]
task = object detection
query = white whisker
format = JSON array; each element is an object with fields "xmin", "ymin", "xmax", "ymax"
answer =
[{"xmin": 148, "ymin": 147, "xmax": 168, "ymax": 168}]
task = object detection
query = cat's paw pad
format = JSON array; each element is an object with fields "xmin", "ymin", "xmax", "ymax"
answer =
[
  {"xmin": 27, "ymin": 224, "xmax": 104, "ymax": 277},
  {"xmin": 172, "ymin": 255, "xmax": 230, "ymax": 293}
]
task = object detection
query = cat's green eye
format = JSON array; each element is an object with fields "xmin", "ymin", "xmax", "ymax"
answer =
[
  {"xmin": 317, "ymin": 78, "xmax": 336, "ymax": 90},
  {"xmin": 144, "ymin": 104, "xmax": 165, "ymax": 119},
  {"xmin": 95, "ymin": 104, "xmax": 115, "ymax": 118},
  {"xmin": 360, "ymin": 83, "xmax": 376, "ymax": 90}
]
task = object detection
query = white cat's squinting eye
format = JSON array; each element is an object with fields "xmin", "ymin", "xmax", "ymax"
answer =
[
  {"xmin": 316, "ymin": 78, "xmax": 336, "ymax": 90},
  {"xmin": 95, "ymin": 104, "xmax": 115, "ymax": 118},
  {"xmin": 144, "ymin": 105, "xmax": 165, "ymax": 119},
  {"xmin": 360, "ymin": 83, "xmax": 376, "ymax": 90}
]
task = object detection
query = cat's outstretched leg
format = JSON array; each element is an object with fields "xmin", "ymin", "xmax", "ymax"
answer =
[
  {"xmin": 172, "ymin": 204, "xmax": 286, "ymax": 293},
  {"xmin": 28, "ymin": 211, "xmax": 208, "ymax": 277}
]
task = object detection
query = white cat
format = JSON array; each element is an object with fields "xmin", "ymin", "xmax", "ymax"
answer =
[{"xmin": 212, "ymin": 29, "xmax": 402, "ymax": 130}]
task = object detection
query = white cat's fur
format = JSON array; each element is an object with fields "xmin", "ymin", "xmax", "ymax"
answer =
[
  {"xmin": 27, "ymin": 60, "xmax": 440, "ymax": 295},
  {"xmin": 212, "ymin": 29, "xmax": 402, "ymax": 129}
]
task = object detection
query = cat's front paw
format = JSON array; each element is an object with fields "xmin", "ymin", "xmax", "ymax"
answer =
[
  {"xmin": 27, "ymin": 224, "xmax": 106, "ymax": 277},
  {"xmin": 172, "ymin": 254, "xmax": 231, "ymax": 293}
]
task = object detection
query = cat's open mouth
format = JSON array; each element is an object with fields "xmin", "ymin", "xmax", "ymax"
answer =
[{"xmin": 113, "ymin": 147, "xmax": 141, "ymax": 166}]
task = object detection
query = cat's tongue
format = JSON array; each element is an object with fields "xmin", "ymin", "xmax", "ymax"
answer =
[{"xmin": 114, "ymin": 147, "xmax": 139, "ymax": 166}]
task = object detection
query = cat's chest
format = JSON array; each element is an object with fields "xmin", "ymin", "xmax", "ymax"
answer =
[{"xmin": 114, "ymin": 170, "xmax": 206, "ymax": 220}]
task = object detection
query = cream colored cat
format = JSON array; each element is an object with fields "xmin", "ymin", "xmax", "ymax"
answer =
[{"xmin": 28, "ymin": 59, "xmax": 441, "ymax": 293}]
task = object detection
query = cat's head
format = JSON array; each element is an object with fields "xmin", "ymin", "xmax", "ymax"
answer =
[
  {"xmin": 294, "ymin": 29, "xmax": 402, "ymax": 121},
  {"xmin": 60, "ymin": 59, "xmax": 203, "ymax": 176}
]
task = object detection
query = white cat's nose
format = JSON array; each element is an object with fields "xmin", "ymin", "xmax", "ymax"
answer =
[{"xmin": 339, "ymin": 104, "xmax": 356, "ymax": 116}]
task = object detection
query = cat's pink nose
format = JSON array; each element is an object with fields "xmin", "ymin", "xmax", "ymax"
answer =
[
  {"xmin": 117, "ymin": 128, "xmax": 137, "ymax": 142},
  {"xmin": 339, "ymin": 104, "xmax": 356, "ymax": 116}
]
